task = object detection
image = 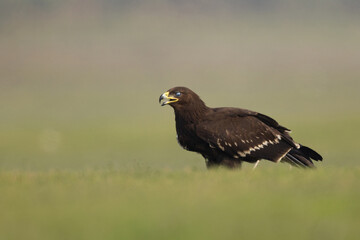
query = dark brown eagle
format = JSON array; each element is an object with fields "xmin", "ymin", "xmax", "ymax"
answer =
[{"xmin": 159, "ymin": 86, "xmax": 322, "ymax": 169}]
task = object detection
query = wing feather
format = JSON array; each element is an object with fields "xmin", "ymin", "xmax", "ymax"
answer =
[{"xmin": 196, "ymin": 112, "xmax": 293, "ymax": 162}]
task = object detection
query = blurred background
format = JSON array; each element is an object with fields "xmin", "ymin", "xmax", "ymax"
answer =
[{"xmin": 1, "ymin": 0, "xmax": 359, "ymax": 171}]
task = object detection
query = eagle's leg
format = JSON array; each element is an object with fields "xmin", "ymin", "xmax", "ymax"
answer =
[
  {"xmin": 220, "ymin": 158, "xmax": 242, "ymax": 168},
  {"xmin": 205, "ymin": 156, "xmax": 242, "ymax": 169},
  {"xmin": 204, "ymin": 155, "xmax": 217, "ymax": 169},
  {"xmin": 205, "ymin": 160, "xmax": 218, "ymax": 169},
  {"xmin": 252, "ymin": 160, "xmax": 260, "ymax": 170}
]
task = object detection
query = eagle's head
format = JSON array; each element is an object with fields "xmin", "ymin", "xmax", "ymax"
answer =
[{"xmin": 159, "ymin": 86, "xmax": 205, "ymax": 108}]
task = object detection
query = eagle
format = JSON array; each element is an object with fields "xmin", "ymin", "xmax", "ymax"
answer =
[{"xmin": 159, "ymin": 86, "xmax": 323, "ymax": 169}]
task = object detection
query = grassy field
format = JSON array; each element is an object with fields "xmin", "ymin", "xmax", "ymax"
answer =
[
  {"xmin": 1, "ymin": 1, "xmax": 360, "ymax": 239},
  {"xmin": 1, "ymin": 168, "xmax": 360, "ymax": 240}
]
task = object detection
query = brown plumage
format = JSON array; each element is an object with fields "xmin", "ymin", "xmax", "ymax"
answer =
[{"xmin": 159, "ymin": 86, "xmax": 323, "ymax": 169}]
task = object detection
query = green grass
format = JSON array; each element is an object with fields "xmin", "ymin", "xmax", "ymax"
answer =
[
  {"xmin": 1, "ymin": 3, "xmax": 360, "ymax": 239},
  {"xmin": 1, "ymin": 168, "xmax": 359, "ymax": 240}
]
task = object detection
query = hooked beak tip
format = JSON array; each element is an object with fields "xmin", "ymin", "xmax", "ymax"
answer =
[
  {"xmin": 159, "ymin": 91, "xmax": 178, "ymax": 106},
  {"xmin": 159, "ymin": 92, "xmax": 168, "ymax": 106}
]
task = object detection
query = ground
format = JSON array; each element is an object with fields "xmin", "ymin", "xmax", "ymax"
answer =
[
  {"xmin": 1, "ymin": 168, "xmax": 359, "ymax": 240},
  {"xmin": 1, "ymin": 3, "xmax": 360, "ymax": 239}
]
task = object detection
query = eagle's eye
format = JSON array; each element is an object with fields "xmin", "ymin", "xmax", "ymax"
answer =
[{"xmin": 175, "ymin": 92, "xmax": 181, "ymax": 97}]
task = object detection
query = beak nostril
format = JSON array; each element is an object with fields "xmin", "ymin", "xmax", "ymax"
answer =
[{"xmin": 159, "ymin": 91, "xmax": 178, "ymax": 106}]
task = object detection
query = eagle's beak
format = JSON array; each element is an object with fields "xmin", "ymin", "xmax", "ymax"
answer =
[{"xmin": 159, "ymin": 91, "xmax": 179, "ymax": 106}]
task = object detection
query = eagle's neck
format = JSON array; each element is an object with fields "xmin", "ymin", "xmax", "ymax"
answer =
[{"xmin": 173, "ymin": 101, "xmax": 208, "ymax": 124}]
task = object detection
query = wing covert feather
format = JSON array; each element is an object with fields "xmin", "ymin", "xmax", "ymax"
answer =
[{"xmin": 196, "ymin": 115, "xmax": 284, "ymax": 158}]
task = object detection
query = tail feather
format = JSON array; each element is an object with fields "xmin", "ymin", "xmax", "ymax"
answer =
[
  {"xmin": 285, "ymin": 152, "xmax": 313, "ymax": 168},
  {"xmin": 284, "ymin": 144, "xmax": 322, "ymax": 168},
  {"xmin": 298, "ymin": 145, "xmax": 323, "ymax": 161}
]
